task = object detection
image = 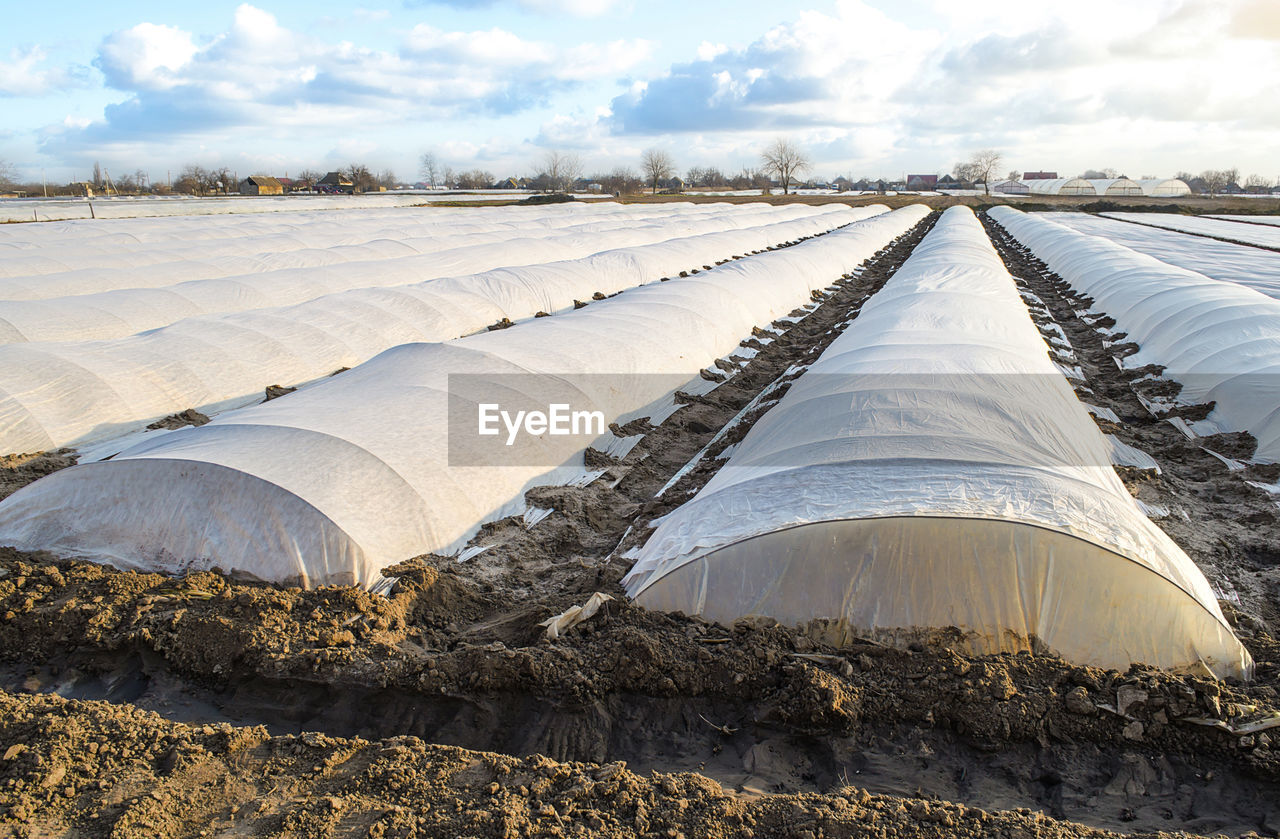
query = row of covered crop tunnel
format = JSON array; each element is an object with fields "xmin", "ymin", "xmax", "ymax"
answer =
[{"xmin": 0, "ymin": 203, "xmax": 1269, "ymax": 681}]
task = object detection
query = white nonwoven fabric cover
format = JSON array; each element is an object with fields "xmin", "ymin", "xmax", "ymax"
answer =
[
  {"xmin": 0, "ymin": 205, "xmax": 875, "ymax": 454},
  {"xmin": 1210, "ymin": 215, "xmax": 1280, "ymax": 227},
  {"xmin": 1100, "ymin": 213, "xmax": 1280, "ymax": 250},
  {"xmin": 0, "ymin": 202, "xmax": 744, "ymax": 293},
  {"xmin": 1025, "ymin": 178, "xmax": 1096, "ymax": 196},
  {"xmin": 0, "ymin": 206, "xmax": 931, "ymax": 589},
  {"xmin": 1043, "ymin": 213, "xmax": 1280, "ymax": 298},
  {"xmin": 0, "ymin": 203, "xmax": 843, "ymax": 341},
  {"xmin": 626, "ymin": 206, "xmax": 1250, "ymax": 679},
  {"xmin": 989, "ymin": 206, "xmax": 1280, "ymax": 463}
]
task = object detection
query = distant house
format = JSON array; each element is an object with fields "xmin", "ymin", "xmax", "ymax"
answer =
[
  {"xmin": 239, "ymin": 175, "xmax": 284, "ymax": 196},
  {"xmin": 936, "ymin": 175, "xmax": 961, "ymax": 190},
  {"xmin": 906, "ymin": 174, "xmax": 938, "ymax": 190},
  {"xmin": 498, "ymin": 177, "xmax": 520, "ymax": 190},
  {"xmin": 318, "ymin": 172, "xmax": 354, "ymax": 194},
  {"xmin": 1023, "ymin": 171, "xmax": 1058, "ymax": 180}
]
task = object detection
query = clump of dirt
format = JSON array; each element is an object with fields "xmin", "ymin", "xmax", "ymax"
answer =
[
  {"xmin": 3, "ymin": 688, "xmax": 1190, "ymax": 839},
  {"xmin": 263, "ymin": 384, "xmax": 298, "ymax": 401},
  {"xmin": 144, "ymin": 409, "xmax": 210, "ymax": 431},
  {"xmin": 0, "ymin": 450, "xmax": 78, "ymax": 502}
]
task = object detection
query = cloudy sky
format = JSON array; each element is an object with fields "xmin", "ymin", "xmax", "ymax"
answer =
[{"xmin": 2, "ymin": 0, "xmax": 1278, "ymax": 185}]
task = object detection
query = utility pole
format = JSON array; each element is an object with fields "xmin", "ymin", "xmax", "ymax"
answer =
[{"xmin": 41, "ymin": 169, "xmax": 46, "ymax": 198}]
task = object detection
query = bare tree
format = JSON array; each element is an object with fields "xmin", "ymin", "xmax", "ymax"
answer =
[
  {"xmin": 344, "ymin": 164, "xmax": 376, "ymax": 193},
  {"xmin": 1081, "ymin": 168, "xmax": 1119, "ymax": 180},
  {"xmin": 640, "ymin": 148, "xmax": 675, "ymax": 195},
  {"xmin": 759, "ymin": 138, "xmax": 811, "ymax": 195},
  {"xmin": 419, "ymin": 152, "xmax": 440, "ymax": 187},
  {"xmin": 540, "ymin": 149, "xmax": 583, "ymax": 193},
  {"xmin": 443, "ymin": 167, "xmax": 456, "ymax": 189},
  {"xmin": 175, "ymin": 164, "xmax": 208, "ymax": 195},
  {"xmin": 377, "ymin": 169, "xmax": 398, "ymax": 189},
  {"xmin": 457, "ymin": 169, "xmax": 495, "ymax": 189},
  {"xmin": 1006, "ymin": 170, "xmax": 1021, "ymax": 182},
  {"xmin": 961, "ymin": 149, "xmax": 1002, "ymax": 195},
  {"xmin": 0, "ymin": 159, "xmax": 17, "ymax": 189},
  {"xmin": 1199, "ymin": 169, "xmax": 1229, "ymax": 196},
  {"xmin": 91, "ymin": 161, "xmax": 102, "ymax": 190},
  {"xmin": 210, "ymin": 167, "xmax": 233, "ymax": 194},
  {"xmin": 1245, "ymin": 174, "xmax": 1274, "ymax": 193},
  {"xmin": 296, "ymin": 169, "xmax": 321, "ymax": 190}
]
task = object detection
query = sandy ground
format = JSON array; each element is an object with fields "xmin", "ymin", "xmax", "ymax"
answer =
[{"xmin": 3, "ymin": 211, "xmax": 1280, "ymax": 837}]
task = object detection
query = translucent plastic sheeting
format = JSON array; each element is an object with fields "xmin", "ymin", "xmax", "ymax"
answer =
[
  {"xmin": 1100, "ymin": 213, "xmax": 1280, "ymax": 250},
  {"xmin": 626, "ymin": 206, "xmax": 1250, "ymax": 680},
  {"xmin": 0, "ymin": 205, "xmax": 931, "ymax": 589},
  {"xmin": 990, "ymin": 206, "xmax": 1280, "ymax": 464},
  {"xmin": 0, "ymin": 202, "xmax": 746, "ymax": 287},
  {"xmin": 1086, "ymin": 179, "xmax": 1143, "ymax": 196},
  {"xmin": 1044, "ymin": 213, "xmax": 1280, "ymax": 298},
  {"xmin": 1137, "ymin": 179, "xmax": 1191, "ymax": 197},
  {"xmin": 1024, "ymin": 178, "xmax": 1095, "ymax": 196},
  {"xmin": 0, "ymin": 204, "xmax": 848, "ymax": 341},
  {"xmin": 0, "ymin": 205, "xmax": 882, "ymax": 454}
]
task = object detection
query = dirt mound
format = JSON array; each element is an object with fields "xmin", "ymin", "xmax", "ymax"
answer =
[{"xmin": 0, "ymin": 450, "xmax": 78, "ymax": 502}]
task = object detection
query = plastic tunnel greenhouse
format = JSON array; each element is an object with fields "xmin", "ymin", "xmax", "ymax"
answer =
[
  {"xmin": 1136, "ymin": 179, "xmax": 1192, "ymax": 197},
  {"xmin": 0, "ymin": 206, "xmax": 931, "ymax": 593},
  {"xmin": 624, "ymin": 207, "xmax": 1251, "ymax": 680},
  {"xmin": 1024, "ymin": 178, "xmax": 1096, "ymax": 196}
]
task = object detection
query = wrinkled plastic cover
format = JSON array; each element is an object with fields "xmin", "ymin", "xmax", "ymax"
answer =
[
  {"xmin": 627, "ymin": 207, "xmax": 1250, "ymax": 679},
  {"xmin": 1136, "ymin": 179, "xmax": 1191, "ymax": 197},
  {"xmin": 990, "ymin": 206, "xmax": 1280, "ymax": 463},
  {"xmin": 0, "ymin": 206, "xmax": 930, "ymax": 591},
  {"xmin": 0, "ymin": 203, "xmax": 874, "ymax": 453},
  {"xmin": 1024, "ymin": 178, "xmax": 1095, "ymax": 195}
]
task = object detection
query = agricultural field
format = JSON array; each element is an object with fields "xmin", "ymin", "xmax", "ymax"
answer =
[{"xmin": 2, "ymin": 200, "xmax": 1280, "ymax": 839}]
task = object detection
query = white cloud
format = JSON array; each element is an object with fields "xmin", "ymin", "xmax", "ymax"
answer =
[
  {"xmin": 46, "ymin": 4, "xmax": 650, "ymax": 162},
  {"xmin": 97, "ymin": 23, "xmax": 199, "ymax": 90},
  {"xmin": 0, "ymin": 46, "xmax": 87, "ymax": 97},
  {"xmin": 608, "ymin": 0, "xmax": 1280, "ymax": 175}
]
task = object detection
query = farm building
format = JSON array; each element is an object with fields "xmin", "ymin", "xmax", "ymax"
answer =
[
  {"xmin": 906, "ymin": 174, "xmax": 937, "ymax": 190},
  {"xmin": 992, "ymin": 179, "xmax": 1030, "ymax": 195},
  {"xmin": 318, "ymin": 172, "xmax": 354, "ymax": 194},
  {"xmin": 1024, "ymin": 177, "xmax": 1096, "ymax": 196},
  {"xmin": 238, "ymin": 175, "xmax": 284, "ymax": 196},
  {"xmin": 1023, "ymin": 171, "xmax": 1058, "ymax": 180},
  {"xmin": 1086, "ymin": 178, "xmax": 1144, "ymax": 196},
  {"xmin": 1136, "ymin": 178, "xmax": 1192, "ymax": 197}
]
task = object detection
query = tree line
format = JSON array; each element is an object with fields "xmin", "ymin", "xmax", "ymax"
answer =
[{"xmin": 3, "ymin": 148, "xmax": 1274, "ymax": 199}]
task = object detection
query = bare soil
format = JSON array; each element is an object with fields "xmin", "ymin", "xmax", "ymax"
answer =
[{"xmin": 3, "ymin": 212, "xmax": 1280, "ymax": 837}]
